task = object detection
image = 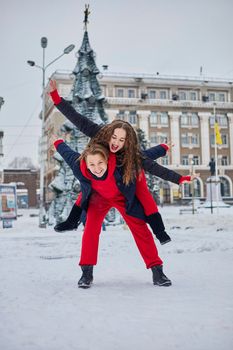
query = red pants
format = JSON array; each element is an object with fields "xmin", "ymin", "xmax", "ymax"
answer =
[
  {"xmin": 135, "ymin": 171, "xmax": 158, "ymax": 215},
  {"xmin": 79, "ymin": 192, "xmax": 163, "ymax": 269}
]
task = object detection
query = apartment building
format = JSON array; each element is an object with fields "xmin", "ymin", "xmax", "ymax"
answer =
[{"xmin": 43, "ymin": 70, "xmax": 233, "ymax": 204}]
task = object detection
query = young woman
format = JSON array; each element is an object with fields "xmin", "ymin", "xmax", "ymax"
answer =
[
  {"xmin": 53, "ymin": 138, "xmax": 172, "ymax": 288},
  {"xmin": 49, "ymin": 80, "xmax": 192, "ymax": 244}
]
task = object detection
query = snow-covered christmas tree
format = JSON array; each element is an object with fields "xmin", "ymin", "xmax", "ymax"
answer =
[{"xmin": 48, "ymin": 8, "xmax": 107, "ymax": 224}]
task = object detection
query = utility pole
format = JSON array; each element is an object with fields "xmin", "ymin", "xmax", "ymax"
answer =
[{"xmin": 27, "ymin": 39, "xmax": 75, "ymax": 227}]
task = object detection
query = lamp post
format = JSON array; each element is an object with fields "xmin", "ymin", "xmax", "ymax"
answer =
[
  {"xmin": 0, "ymin": 96, "xmax": 4, "ymax": 110},
  {"xmin": 190, "ymin": 158, "xmax": 195, "ymax": 214},
  {"xmin": 0, "ymin": 98, "xmax": 4, "ymax": 183},
  {"xmin": 27, "ymin": 38, "xmax": 75, "ymax": 227}
]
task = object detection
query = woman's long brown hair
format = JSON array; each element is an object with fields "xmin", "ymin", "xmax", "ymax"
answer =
[{"xmin": 90, "ymin": 120, "xmax": 142, "ymax": 185}]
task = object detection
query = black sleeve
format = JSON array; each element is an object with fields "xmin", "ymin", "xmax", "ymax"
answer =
[
  {"xmin": 142, "ymin": 157, "xmax": 181, "ymax": 184},
  {"xmin": 56, "ymin": 142, "xmax": 81, "ymax": 172},
  {"xmin": 142, "ymin": 145, "xmax": 167, "ymax": 160},
  {"xmin": 55, "ymin": 98, "xmax": 102, "ymax": 138}
]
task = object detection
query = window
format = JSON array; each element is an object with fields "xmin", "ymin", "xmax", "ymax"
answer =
[
  {"xmin": 179, "ymin": 91, "xmax": 186, "ymax": 100},
  {"xmin": 219, "ymin": 115, "xmax": 228, "ymax": 127},
  {"xmin": 183, "ymin": 180, "xmax": 201, "ymax": 198},
  {"xmin": 149, "ymin": 90, "xmax": 156, "ymax": 99},
  {"xmin": 129, "ymin": 111, "xmax": 137, "ymax": 125},
  {"xmin": 220, "ymin": 177, "xmax": 230, "ymax": 196},
  {"xmin": 128, "ymin": 89, "xmax": 135, "ymax": 98},
  {"xmin": 221, "ymin": 134, "xmax": 228, "ymax": 145},
  {"xmin": 150, "ymin": 132, "xmax": 158, "ymax": 145},
  {"xmin": 160, "ymin": 133, "xmax": 168, "ymax": 143},
  {"xmin": 161, "ymin": 156, "xmax": 169, "ymax": 165},
  {"xmin": 208, "ymin": 92, "xmax": 226, "ymax": 102},
  {"xmin": 182, "ymin": 155, "xmax": 189, "ymax": 165},
  {"xmin": 181, "ymin": 134, "xmax": 189, "ymax": 146},
  {"xmin": 209, "ymin": 93, "xmax": 215, "ymax": 101},
  {"xmin": 221, "ymin": 156, "xmax": 228, "ymax": 165},
  {"xmin": 181, "ymin": 114, "xmax": 189, "ymax": 126},
  {"xmin": 160, "ymin": 113, "xmax": 169, "ymax": 126},
  {"xmin": 191, "ymin": 113, "xmax": 199, "ymax": 126},
  {"xmin": 218, "ymin": 93, "xmax": 225, "ymax": 102},
  {"xmin": 160, "ymin": 91, "xmax": 167, "ymax": 99},
  {"xmin": 150, "ymin": 132, "xmax": 168, "ymax": 145},
  {"xmin": 181, "ymin": 113, "xmax": 199, "ymax": 127},
  {"xmin": 117, "ymin": 89, "xmax": 124, "ymax": 98},
  {"xmin": 191, "ymin": 134, "xmax": 199, "ymax": 145},
  {"xmin": 192, "ymin": 156, "xmax": 199, "ymax": 165},
  {"xmin": 190, "ymin": 92, "xmax": 197, "ymax": 101},
  {"xmin": 117, "ymin": 110, "xmax": 125, "ymax": 120},
  {"xmin": 210, "ymin": 133, "xmax": 227, "ymax": 146},
  {"xmin": 209, "ymin": 116, "xmax": 214, "ymax": 126},
  {"xmin": 210, "ymin": 134, "xmax": 215, "ymax": 146},
  {"xmin": 183, "ymin": 183, "xmax": 191, "ymax": 197},
  {"xmin": 181, "ymin": 133, "xmax": 199, "ymax": 146},
  {"xmin": 150, "ymin": 112, "xmax": 158, "ymax": 126},
  {"xmin": 210, "ymin": 115, "xmax": 228, "ymax": 127},
  {"xmin": 150, "ymin": 112, "xmax": 168, "ymax": 126}
]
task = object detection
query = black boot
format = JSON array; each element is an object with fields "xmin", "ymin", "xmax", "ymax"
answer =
[
  {"xmin": 54, "ymin": 204, "xmax": 82, "ymax": 232},
  {"xmin": 147, "ymin": 212, "xmax": 171, "ymax": 245},
  {"xmin": 151, "ymin": 265, "xmax": 172, "ymax": 287},
  {"xmin": 78, "ymin": 265, "xmax": 94, "ymax": 288}
]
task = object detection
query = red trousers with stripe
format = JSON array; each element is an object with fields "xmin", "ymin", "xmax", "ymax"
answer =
[{"xmin": 79, "ymin": 192, "xmax": 163, "ymax": 269}]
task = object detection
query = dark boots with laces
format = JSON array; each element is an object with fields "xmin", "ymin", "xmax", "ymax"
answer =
[
  {"xmin": 78, "ymin": 265, "xmax": 94, "ymax": 289},
  {"xmin": 147, "ymin": 212, "xmax": 171, "ymax": 245},
  {"xmin": 151, "ymin": 265, "xmax": 172, "ymax": 286},
  {"xmin": 54, "ymin": 204, "xmax": 82, "ymax": 232},
  {"xmin": 77, "ymin": 265, "xmax": 171, "ymax": 288}
]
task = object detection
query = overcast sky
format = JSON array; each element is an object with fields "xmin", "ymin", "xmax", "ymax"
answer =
[{"xmin": 1, "ymin": 0, "xmax": 233, "ymax": 167}]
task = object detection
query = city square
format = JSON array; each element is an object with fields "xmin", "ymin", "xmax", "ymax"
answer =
[{"xmin": 0, "ymin": 1, "xmax": 233, "ymax": 349}]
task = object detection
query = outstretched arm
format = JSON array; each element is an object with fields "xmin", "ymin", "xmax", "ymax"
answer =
[
  {"xmin": 53, "ymin": 139, "xmax": 81, "ymax": 172},
  {"xmin": 49, "ymin": 80, "xmax": 102, "ymax": 138},
  {"xmin": 142, "ymin": 157, "xmax": 196, "ymax": 185},
  {"xmin": 142, "ymin": 144, "xmax": 168, "ymax": 160},
  {"xmin": 142, "ymin": 141, "xmax": 174, "ymax": 160}
]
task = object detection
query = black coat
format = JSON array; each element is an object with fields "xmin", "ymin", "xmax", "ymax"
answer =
[{"xmin": 55, "ymin": 98, "xmax": 182, "ymax": 184}]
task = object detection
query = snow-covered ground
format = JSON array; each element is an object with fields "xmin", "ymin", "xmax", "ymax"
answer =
[{"xmin": 0, "ymin": 205, "xmax": 233, "ymax": 350}]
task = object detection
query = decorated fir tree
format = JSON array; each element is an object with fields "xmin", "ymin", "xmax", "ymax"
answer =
[{"xmin": 48, "ymin": 12, "xmax": 107, "ymax": 224}]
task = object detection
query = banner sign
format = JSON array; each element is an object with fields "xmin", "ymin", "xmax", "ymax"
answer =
[{"xmin": 0, "ymin": 184, "xmax": 17, "ymax": 220}]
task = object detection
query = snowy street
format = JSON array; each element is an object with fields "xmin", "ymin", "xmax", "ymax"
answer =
[{"xmin": 0, "ymin": 206, "xmax": 233, "ymax": 350}]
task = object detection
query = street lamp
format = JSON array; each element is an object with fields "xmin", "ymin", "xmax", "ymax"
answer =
[
  {"xmin": 0, "ymin": 98, "xmax": 4, "ymax": 183},
  {"xmin": 190, "ymin": 158, "xmax": 195, "ymax": 214},
  {"xmin": 27, "ymin": 38, "xmax": 75, "ymax": 227},
  {"xmin": 0, "ymin": 96, "xmax": 4, "ymax": 110}
]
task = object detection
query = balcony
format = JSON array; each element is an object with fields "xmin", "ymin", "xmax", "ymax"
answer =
[{"xmin": 106, "ymin": 97, "xmax": 233, "ymax": 110}]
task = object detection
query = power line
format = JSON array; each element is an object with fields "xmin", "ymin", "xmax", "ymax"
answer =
[
  {"xmin": 5, "ymin": 135, "xmax": 40, "ymax": 137},
  {"xmin": 5, "ymin": 99, "xmax": 41, "ymax": 158},
  {"xmin": 1, "ymin": 80, "xmax": 40, "ymax": 92},
  {"xmin": 1, "ymin": 125, "xmax": 41, "ymax": 128},
  {"xmin": 4, "ymin": 142, "xmax": 39, "ymax": 146}
]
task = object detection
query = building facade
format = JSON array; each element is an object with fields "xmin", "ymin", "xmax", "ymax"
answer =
[
  {"xmin": 0, "ymin": 131, "xmax": 4, "ymax": 183},
  {"xmin": 3, "ymin": 169, "xmax": 40, "ymax": 208},
  {"xmin": 43, "ymin": 71, "xmax": 233, "ymax": 204}
]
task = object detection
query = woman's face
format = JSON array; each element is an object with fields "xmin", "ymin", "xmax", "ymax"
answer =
[
  {"xmin": 109, "ymin": 128, "xmax": 126, "ymax": 153},
  {"xmin": 86, "ymin": 153, "xmax": 108, "ymax": 177}
]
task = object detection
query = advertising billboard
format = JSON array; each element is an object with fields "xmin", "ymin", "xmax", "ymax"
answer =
[{"xmin": 0, "ymin": 184, "xmax": 17, "ymax": 220}]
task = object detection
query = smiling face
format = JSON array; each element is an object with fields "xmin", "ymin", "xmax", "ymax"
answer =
[
  {"xmin": 86, "ymin": 153, "xmax": 108, "ymax": 177},
  {"xmin": 109, "ymin": 128, "xmax": 127, "ymax": 153}
]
